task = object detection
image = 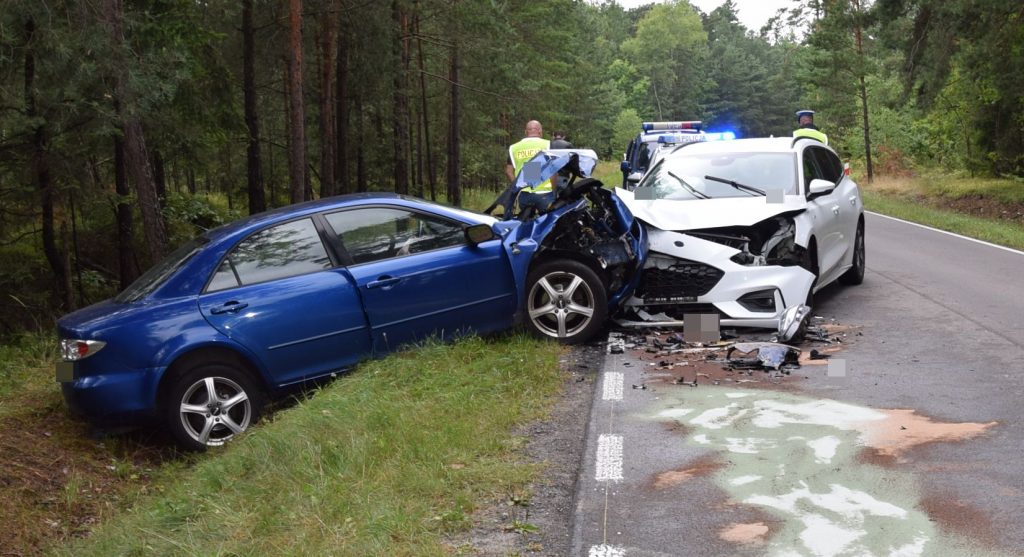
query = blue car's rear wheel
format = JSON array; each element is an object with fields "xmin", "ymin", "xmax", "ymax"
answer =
[
  {"xmin": 164, "ymin": 363, "xmax": 263, "ymax": 450},
  {"xmin": 526, "ymin": 260, "xmax": 607, "ymax": 344}
]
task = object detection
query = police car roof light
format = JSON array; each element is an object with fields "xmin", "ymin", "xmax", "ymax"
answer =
[
  {"xmin": 642, "ymin": 121, "xmax": 702, "ymax": 132},
  {"xmin": 704, "ymin": 131, "xmax": 737, "ymax": 141}
]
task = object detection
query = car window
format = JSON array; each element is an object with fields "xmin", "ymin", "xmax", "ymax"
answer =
[
  {"xmin": 802, "ymin": 148, "xmax": 825, "ymax": 191},
  {"xmin": 116, "ymin": 237, "xmax": 208, "ymax": 302},
  {"xmin": 639, "ymin": 152, "xmax": 797, "ymax": 199},
  {"xmin": 206, "ymin": 218, "xmax": 331, "ymax": 292},
  {"xmin": 325, "ymin": 207, "xmax": 466, "ymax": 265},
  {"xmin": 637, "ymin": 141, "xmax": 652, "ymax": 171},
  {"xmin": 810, "ymin": 147, "xmax": 843, "ymax": 183}
]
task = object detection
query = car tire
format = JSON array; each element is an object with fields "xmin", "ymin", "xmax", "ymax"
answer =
[
  {"xmin": 839, "ymin": 220, "xmax": 865, "ymax": 286},
  {"xmin": 799, "ymin": 238, "xmax": 819, "ymax": 308},
  {"xmin": 525, "ymin": 260, "xmax": 607, "ymax": 344},
  {"xmin": 163, "ymin": 362, "xmax": 263, "ymax": 451}
]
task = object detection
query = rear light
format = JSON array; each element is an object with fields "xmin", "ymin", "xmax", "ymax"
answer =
[
  {"xmin": 844, "ymin": 163, "xmax": 851, "ymax": 176},
  {"xmin": 60, "ymin": 339, "xmax": 106, "ymax": 361}
]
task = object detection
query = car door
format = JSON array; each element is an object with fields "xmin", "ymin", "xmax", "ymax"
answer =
[
  {"xmin": 813, "ymin": 147, "xmax": 861, "ymax": 270},
  {"xmin": 323, "ymin": 206, "xmax": 517, "ymax": 352},
  {"xmin": 807, "ymin": 146, "xmax": 853, "ymax": 283},
  {"xmin": 200, "ymin": 217, "xmax": 372, "ymax": 386},
  {"xmin": 800, "ymin": 146, "xmax": 843, "ymax": 282}
]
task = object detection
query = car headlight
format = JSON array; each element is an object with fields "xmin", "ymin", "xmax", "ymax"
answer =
[{"xmin": 60, "ymin": 339, "xmax": 106, "ymax": 361}]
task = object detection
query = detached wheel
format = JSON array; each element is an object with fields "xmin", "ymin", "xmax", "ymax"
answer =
[
  {"xmin": 839, "ymin": 220, "xmax": 865, "ymax": 285},
  {"xmin": 525, "ymin": 260, "xmax": 607, "ymax": 344},
  {"xmin": 164, "ymin": 363, "xmax": 263, "ymax": 451}
]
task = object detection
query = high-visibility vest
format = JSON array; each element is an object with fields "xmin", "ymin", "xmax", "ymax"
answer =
[
  {"xmin": 509, "ymin": 137, "xmax": 552, "ymax": 191},
  {"xmin": 793, "ymin": 128, "xmax": 828, "ymax": 145}
]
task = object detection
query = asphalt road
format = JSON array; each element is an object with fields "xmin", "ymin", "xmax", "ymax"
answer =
[{"xmin": 572, "ymin": 212, "xmax": 1024, "ymax": 557}]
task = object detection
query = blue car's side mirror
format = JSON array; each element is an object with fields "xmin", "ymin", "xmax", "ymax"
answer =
[
  {"xmin": 465, "ymin": 224, "xmax": 496, "ymax": 246},
  {"xmin": 619, "ymin": 160, "xmax": 629, "ymax": 172}
]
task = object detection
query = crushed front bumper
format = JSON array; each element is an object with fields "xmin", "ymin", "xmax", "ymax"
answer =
[{"xmin": 617, "ymin": 229, "xmax": 815, "ymax": 329}]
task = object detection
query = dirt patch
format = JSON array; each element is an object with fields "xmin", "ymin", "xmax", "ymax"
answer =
[
  {"xmin": 919, "ymin": 496, "xmax": 998, "ymax": 547},
  {"xmin": 941, "ymin": 195, "xmax": 1024, "ymax": 225},
  {"xmin": 719, "ymin": 521, "xmax": 770, "ymax": 546},
  {"xmin": 650, "ymin": 454, "xmax": 723, "ymax": 489},
  {"xmin": 857, "ymin": 409, "xmax": 997, "ymax": 461},
  {"xmin": 0, "ymin": 398, "xmax": 180, "ymax": 555}
]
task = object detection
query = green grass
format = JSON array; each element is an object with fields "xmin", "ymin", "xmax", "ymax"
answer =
[
  {"xmin": 0, "ymin": 331, "xmax": 58, "ymax": 415},
  {"xmin": 59, "ymin": 334, "xmax": 563, "ymax": 556},
  {"xmin": 917, "ymin": 175, "xmax": 1024, "ymax": 204},
  {"xmin": 861, "ymin": 190, "xmax": 1024, "ymax": 250},
  {"xmin": 591, "ymin": 160, "xmax": 623, "ymax": 187}
]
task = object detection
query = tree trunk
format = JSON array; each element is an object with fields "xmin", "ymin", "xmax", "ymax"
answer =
[
  {"xmin": 286, "ymin": 0, "xmax": 307, "ymax": 203},
  {"xmin": 446, "ymin": 42, "xmax": 461, "ymax": 207},
  {"xmin": 242, "ymin": 0, "xmax": 267, "ymax": 214},
  {"xmin": 335, "ymin": 21, "xmax": 350, "ymax": 194},
  {"xmin": 114, "ymin": 135, "xmax": 137, "ymax": 289},
  {"xmin": 391, "ymin": 0, "xmax": 410, "ymax": 195},
  {"xmin": 852, "ymin": 0, "xmax": 873, "ymax": 181},
  {"xmin": 356, "ymin": 95, "xmax": 367, "ymax": 192},
  {"xmin": 104, "ymin": 0, "xmax": 168, "ymax": 261},
  {"xmin": 319, "ymin": 1, "xmax": 338, "ymax": 197},
  {"xmin": 414, "ymin": 11, "xmax": 437, "ymax": 201},
  {"xmin": 25, "ymin": 17, "xmax": 73, "ymax": 310}
]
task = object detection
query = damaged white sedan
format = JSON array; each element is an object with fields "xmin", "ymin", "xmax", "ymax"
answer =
[{"xmin": 616, "ymin": 137, "xmax": 865, "ymax": 339}]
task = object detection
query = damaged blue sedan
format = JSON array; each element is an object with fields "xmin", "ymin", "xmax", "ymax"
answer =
[{"xmin": 57, "ymin": 150, "xmax": 645, "ymax": 449}]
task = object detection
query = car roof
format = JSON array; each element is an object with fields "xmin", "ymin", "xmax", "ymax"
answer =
[
  {"xmin": 667, "ymin": 137, "xmax": 825, "ymax": 156},
  {"xmin": 202, "ymin": 192, "xmax": 481, "ymax": 243}
]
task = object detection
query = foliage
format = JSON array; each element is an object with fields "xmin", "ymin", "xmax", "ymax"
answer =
[{"xmin": 0, "ymin": 0, "xmax": 1021, "ymax": 327}]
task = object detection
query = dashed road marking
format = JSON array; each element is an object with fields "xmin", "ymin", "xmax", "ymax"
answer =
[
  {"xmin": 602, "ymin": 372, "xmax": 624, "ymax": 401},
  {"xmin": 595, "ymin": 434, "xmax": 624, "ymax": 481},
  {"xmin": 588, "ymin": 544, "xmax": 625, "ymax": 557}
]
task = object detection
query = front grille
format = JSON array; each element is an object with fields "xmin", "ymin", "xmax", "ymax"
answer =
[{"xmin": 639, "ymin": 259, "xmax": 724, "ymax": 301}]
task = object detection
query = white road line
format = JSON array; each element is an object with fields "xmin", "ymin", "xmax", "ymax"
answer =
[
  {"xmin": 595, "ymin": 434, "xmax": 624, "ymax": 481},
  {"xmin": 602, "ymin": 372, "xmax": 624, "ymax": 401},
  {"xmin": 867, "ymin": 211, "xmax": 1024, "ymax": 256},
  {"xmin": 589, "ymin": 544, "xmax": 626, "ymax": 557}
]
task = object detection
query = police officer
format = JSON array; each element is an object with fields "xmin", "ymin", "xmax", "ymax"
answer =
[
  {"xmin": 793, "ymin": 110, "xmax": 828, "ymax": 144},
  {"xmin": 506, "ymin": 120, "xmax": 553, "ymax": 213}
]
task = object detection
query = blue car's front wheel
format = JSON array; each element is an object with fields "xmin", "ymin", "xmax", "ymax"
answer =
[{"xmin": 526, "ymin": 260, "xmax": 607, "ymax": 344}]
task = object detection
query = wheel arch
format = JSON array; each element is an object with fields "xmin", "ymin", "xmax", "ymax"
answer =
[{"xmin": 156, "ymin": 344, "xmax": 270, "ymax": 412}]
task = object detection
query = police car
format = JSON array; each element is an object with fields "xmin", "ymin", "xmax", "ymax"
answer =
[{"xmin": 620, "ymin": 122, "xmax": 736, "ymax": 189}]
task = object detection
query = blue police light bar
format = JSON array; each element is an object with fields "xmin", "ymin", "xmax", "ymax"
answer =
[
  {"xmin": 642, "ymin": 121, "xmax": 702, "ymax": 132},
  {"xmin": 704, "ymin": 131, "xmax": 737, "ymax": 141}
]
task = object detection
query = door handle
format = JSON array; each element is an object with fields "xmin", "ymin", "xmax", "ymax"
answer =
[
  {"xmin": 832, "ymin": 206, "xmax": 840, "ymax": 215},
  {"xmin": 367, "ymin": 276, "xmax": 402, "ymax": 289},
  {"xmin": 210, "ymin": 301, "xmax": 249, "ymax": 314}
]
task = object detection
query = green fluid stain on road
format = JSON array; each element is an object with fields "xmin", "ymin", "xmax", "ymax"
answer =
[{"xmin": 652, "ymin": 389, "xmax": 1000, "ymax": 557}]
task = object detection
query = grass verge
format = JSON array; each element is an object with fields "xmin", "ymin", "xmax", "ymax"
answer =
[
  {"xmin": 58, "ymin": 334, "xmax": 563, "ymax": 556},
  {"xmin": 859, "ymin": 174, "xmax": 1024, "ymax": 251}
]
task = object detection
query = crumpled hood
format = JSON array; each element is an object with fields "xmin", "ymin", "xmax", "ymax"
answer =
[{"xmin": 614, "ymin": 187, "xmax": 806, "ymax": 230}]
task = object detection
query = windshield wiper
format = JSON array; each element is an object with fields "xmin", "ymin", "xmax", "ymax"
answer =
[
  {"xmin": 668, "ymin": 171, "xmax": 710, "ymax": 199},
  {"xmin": 704, "ymin": 175, "xmax": 766, "ymax": 196}
]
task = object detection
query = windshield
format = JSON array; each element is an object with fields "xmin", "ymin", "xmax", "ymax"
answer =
[
  {"xmin": 636, "ymin": 152, "xmax": 797, "ymax": 200},
  {"xmin": 114, "ymin": 237, "xmax": 208, "ymax": 303}
]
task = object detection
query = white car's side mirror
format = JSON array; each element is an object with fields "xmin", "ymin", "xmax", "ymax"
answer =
[
  {"xmin": 626, "ymin": 172, "xmax": 643, "ymax": 184},
  {"xmin": 808, "ymin": 178, "xmax": 835, "ymax": 196}
]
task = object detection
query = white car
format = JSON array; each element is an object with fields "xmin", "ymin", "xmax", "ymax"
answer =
[{"xmin": 616, "ymin": 137, "xmax": 865, "ymax": 338}]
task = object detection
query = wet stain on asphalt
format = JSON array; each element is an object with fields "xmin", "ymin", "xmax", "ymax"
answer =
[{"xmin": 648, "ymin": 388, "xmax": 1002, "ymax": 557}]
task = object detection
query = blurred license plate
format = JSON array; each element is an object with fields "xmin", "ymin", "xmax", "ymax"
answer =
[{"xmin": 56, "ymin": 361, "xmax": 75, "ymax": 383}]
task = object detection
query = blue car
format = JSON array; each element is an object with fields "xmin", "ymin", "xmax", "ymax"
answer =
[{"xmin": 57, "ymin": 152, "xmax": 646, "ymax": 449}]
